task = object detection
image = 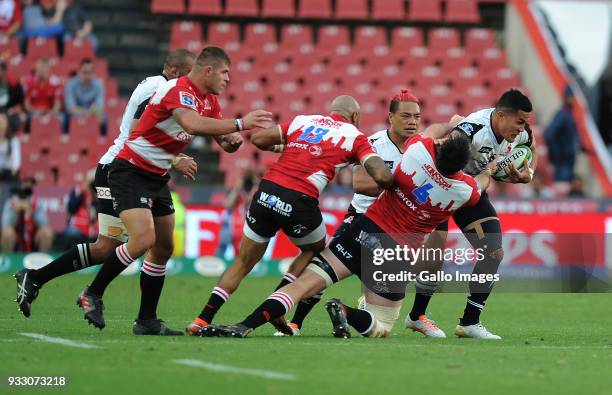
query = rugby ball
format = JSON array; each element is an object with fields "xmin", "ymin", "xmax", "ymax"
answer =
[{"xmin": 493, "ymin": 145, "xmax": 533, "ymax": 182}]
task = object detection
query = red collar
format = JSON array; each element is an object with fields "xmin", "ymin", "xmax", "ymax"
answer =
[{"xmin": 329, "ymin": 113, "xmax": 350, "ymax": 123}]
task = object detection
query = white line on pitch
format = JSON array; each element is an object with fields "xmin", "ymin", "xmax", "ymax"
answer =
[
  {"xmin": 19, "ymin": 332, "xmax": 100, "ymax": 349},
  {"xmin": 173, "ymin": 359, "xmax": 297, "ymax": 381}
]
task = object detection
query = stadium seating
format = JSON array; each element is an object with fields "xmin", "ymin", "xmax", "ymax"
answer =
[
  {"xmin": 298, "ymin": 0, "xmax": 332, "ymax": 19},
  {"xmin": 188, "ymin": 0, "xmax": 223, "ymax": 15},
  {"xmin": 408, "ymin": 0, "xmax": 442, "ymax": 22},
  {"xmin": 151, "ymin": 0, "xmax": 185, "ymax": 14},
  {"xmin": 225, "ymin": 0, "xmax": 259, "ymax": 17},
  {"xmin": 372, "ymin": 0, "xmax": 405, "ymax": 21},
  {"xmin": 445, "ymin": 0, "xmax": 481, "ymax": 23},
  {"xmin": 261, "ymin": 0, "xmax": 295, "ymax": 18},
  {"xmin": 335, "ymin": 0, "xmax": 369, "ymax": 20}
]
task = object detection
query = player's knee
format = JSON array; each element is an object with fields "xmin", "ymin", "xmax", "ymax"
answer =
[
  {"xmin": 149, "ymin": 240, "xmax": 174, "ymax": 263},
  {"xmin": 128, "ymin": 232, "xmax": 156, "ymax": 257},
  {"xmin": 489, "ymin": 248, "xmax": 504, "ymax": 263},
  {"xmin": 362, "ymin": 304, "xmax": 401, "ymax": 338},
  {"xmin": 89, "ymin": 236, "xmax": 122, "ymax": 263}
]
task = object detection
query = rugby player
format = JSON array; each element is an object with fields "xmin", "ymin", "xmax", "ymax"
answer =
[
  {"xmin": 275, "ymin": 88, "xmax": 457, "ymax": 336},
  {"xmin": 13, "ymin": 50, "xmax": 204, "ymax": 335},
  {"xmin": 185, "ymin": 95, "xmax": 394, "ymax": 336},
  {"xmin": 63, "ymin": 46, "xmax": 271, "ymax": 331},
  {"xmin": 406, "ymin": 88, "xmax": 536, "ymax": 339},
  {"xmin": 202, "ymin": 131, "xmax": 496, "ymax": 338}
]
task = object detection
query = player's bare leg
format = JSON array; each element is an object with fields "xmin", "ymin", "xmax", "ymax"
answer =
[
  {"xmin": 187, "ymin": 234, "xmax": 269, "ymax": 335},
  {"xmin": 454, "ymin": 217, "xmax": 503, "ymax": 339},
  {"xmin": 405, "ymin": 229, "xmax": 447, "ymax": 338},
  {"xmin": 133, "ymin": 214, "xmax": 182, "ymax": 336},
  {"xmin": 78, "ymin": 208, "xmax": 155, "ymax": 329}
]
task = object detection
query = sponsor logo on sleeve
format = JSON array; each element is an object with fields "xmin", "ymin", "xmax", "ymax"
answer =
[{"xmin": 179, "ymin": 91, "xmax": 197, "ymax": 110}]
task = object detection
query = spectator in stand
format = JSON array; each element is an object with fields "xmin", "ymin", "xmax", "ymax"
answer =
[
  {"xmin": 65, "ymin": 57, "xmax": 104, "ymax": 131},
  {"xmin": 20, "ymin": 0, "xmax": 66, "ymax": 39},
  {"xmin": 0, "ymin": 111, "xmax": 19, "ymax": 213},
  {"xmin": 0, "ymin": 60, "xmax": 25, "ymax": 124},
  {"xmin": 62, "ymin": 0, "xmax": 97, "ymax": 50},
  {"xmin": 22, "ymin": 57, "xmax": 64, "ymax": 130},
  {"xmin": 544, "ymin": 85, "xmax": 580, "ymax": 182},
  {"xmin": 0, "ymin": 0, "xmax": 22, "ymax": 39},
  {"xmin": 63, "ymin": 168, "xmax": 97, "ymax": 247},
  {"xmin": 1, "ymin": 176, "xmax": 53, "ymax": 252}
]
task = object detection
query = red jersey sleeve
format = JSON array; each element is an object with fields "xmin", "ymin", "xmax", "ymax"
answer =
[
  {"xmin": 162, "ymin": 87, "xmax": 198, "ymax": 113},
  {"xmin": 353, "ymin": 133, "xmax": 377, "ymax": 164}
]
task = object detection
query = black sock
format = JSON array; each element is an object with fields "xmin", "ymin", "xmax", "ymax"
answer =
[
  {"xmin": 343, "ymin": 304, "xmax": 374, "ymax": 334},
  {"xmin": 138, "ymin": 261, "xmax": 167, "ymax": 320},
  {"xmin": 290, "ymin": 292, "xmax": 322, "ymax": 328},
  {"xmin": 460, "ymin": 295, "xmax": 487, "ymax": 326},
  {"xmin": 241, "ymin": 291, "xmax": 294, "ymax": 329},
  {"xmin": 88, "ymin": 244, "xmax": 135, "ymax": 296},
  {"xmin": 198, "ymin": 286, "xmax": 230, "ymax": 323},
  {"xmin": 274, "ymin": 273, "xmax": 296, "ymax": 291},
  {"xmin": 31, "ymin": 244, "xmax": 92, "ymax": 286},
  {"xmin": 409, "ymin": 293, "xmax": 433, "ymax": 321}
]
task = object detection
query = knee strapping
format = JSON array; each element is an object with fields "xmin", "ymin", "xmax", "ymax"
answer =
[
  {"xmin": 305, "ymin": 254, "xmax": 339, "ymax": 287},
  {"xmin": 361, "ymin": 303, "xmax": 401, "ymax": 336}
]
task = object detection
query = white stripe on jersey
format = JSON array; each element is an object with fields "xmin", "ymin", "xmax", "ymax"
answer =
[
  {"xmin": 351, "ymin": 130, "xmax": 404, "ymax": 214},
  {"xmin": 99, "ymin": 75, "xmax": 168, "ymax": 165}
]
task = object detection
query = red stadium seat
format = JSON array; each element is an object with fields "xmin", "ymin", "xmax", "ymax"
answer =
[
  {"xmin": 407, "ymin": 0, "xmax": 442, "ymax": 22},
  {"xmin": 336, "ymin": 0, "xmax": 368, "ymax": 20},
  {"xmin": 445, "ymin": 0, "xmax": 480, "ymax": 23},
  {"xmin": 63, "ymin": 39, "xmax": 95, "ymax": 62},
  {"xmin": 188, "ymin": 0, "xmax": 222, "ymax": 15},
  {"xmin": 391, "ymin": 27, "xmax": 423, "ymax": 51},
  {"xmin": 261, "ymin": 0, "xmax": 295, "ymax": 17},
  {"xmin": 26, "ymin": 37, "xmax": 58, "ymax": 60},
  {"xmin": 439, "ymin": 47, "xmax": 471, "ymax": 73},
  {"xmin": 105, "ymin": 78, "xmax": 119, "ymax": 100},
  {"xmin": 354, "ymin": 26, "xmax": 387, "ymax": 49},
  {"xmin": 244, "ymin": 24, "xmax": 276, "ymax": 51},
  {"xmin": 280, "ymin": 24, "xmax": 313, "ymax": 46},
  {"xmin": 225, "ymin": 0, "xmax": 259, "ymax": 17},
  {"xmin": 207, "ymin": 22, "xmax": 240, "ymax": 46},
  {"xmin": 428, "ymin": 28, "xmax": 460, "ymax": 52},
  {"xmin": 0, "ymin": 37, "xmax": 20, "ymax": 58},
  {"xmin": 170, "ymin": 21, "xmax": 203, "ymax": 48},
  {"xmin": 475, "ymin": 47, "xmax": 507, "ymax": 74},
  {"xmin": 29, "ymin": 115, "xmax": 62, "ymax": 141},
  {"xmin": 316, "ymin": 25, "xmax": 349, "ymax": 55},
  {"xmin": 372, "ymin": 0, "xmax": 405, "ymax": 21},
  {"xmin": 298, "ymin": 0, "xmax": 332, "ymax": 19},
  {"xmin": 94, "ymin": 59, "xmax": 109, "ymax": 79},
  {"xmin": 465, "ymin": 28, "xmax": 497, "ymax": 52},
  {"xmin": 69, "ymin": 116, "xmax": 101, "ymax": 139},
  {"xmin": 151, "ymin": 0, "xmax": 185, "ymax": 14}
]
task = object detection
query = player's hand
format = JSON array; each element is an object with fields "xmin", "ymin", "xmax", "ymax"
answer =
[
  {"xmin": 507, "ymin": 163, "xmax": 533, "ymax": 184},
  {"xmin": 173, "ymin": 155, "xmax": 197, "ymax": 180},
  {"xmin": 224, "ymin": 132, "xmax": 244, "ymax": 150},
  {"xmin": 242, "ymin": 110, "xmax": 273, "ymax": 130}
]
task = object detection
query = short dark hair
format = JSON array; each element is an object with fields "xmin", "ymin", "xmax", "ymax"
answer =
[
  {"xmin": 389, "ymin": 89, "xmax": 420, "ymax": 113},
  {"xmin": 80, "ymin": 58, "xmax": 93, "ymax": 67},
  {"xmin": 165, "ymin": 49, "xmax": 196, "ymax": 68},
  {"xmin": 495, "ymin": 88, "xmax": 532, "ymax": 113},
  {"xmin": 435, "ymin": 133, "xmax": 471, "ymax": 176},
  {"xmin": 196, "ymin": 46, "xmax": 231, "ymax": 68}
]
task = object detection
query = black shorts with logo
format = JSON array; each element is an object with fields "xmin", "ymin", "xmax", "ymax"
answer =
[
  {"xmin": 331, "ymin": 204, "xmax": 362, "ymax": 240},
  {"xmin": 435, "ymin": 192, "xmax": 499, "ymax": 232},
  {"xmin": 328, "ymin": 215, "xmax": 408, "ymax": 301},
  {"xmin": 245, "ymin": 179, "xmax": 323, "ymax": 241},
  {"xmin": 107, "ymin": 158, "xmax": 174, "ymax": 217},
  {"xmin": 94, "ymin": 163, "xmax": 115, "ymax": 217}
]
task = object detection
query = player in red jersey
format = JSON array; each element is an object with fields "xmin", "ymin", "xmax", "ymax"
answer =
[
  {"xmin": 201, "ymin": 132, "xmax": 496, "ymax": 338},
  {"xmin": 186, "ymin": 95, "xmax": 394, "ymax": 335},
  {"xmin": 74, "ymin": 46, "xmax": 272, "ymax": 332}
]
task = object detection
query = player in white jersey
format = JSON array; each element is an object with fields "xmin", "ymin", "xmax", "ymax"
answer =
[
  {"xmin": 14, "ymin": 50, "xmax": 239, "ymax": 334},
  {"xmin": 406, "ymin": 88, "xmax": 537, "ymax": 339}
]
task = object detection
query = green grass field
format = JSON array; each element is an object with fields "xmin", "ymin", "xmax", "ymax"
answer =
[{"xmin": 1, "ymin": 274, "xmax": 611, "ymax": 395}]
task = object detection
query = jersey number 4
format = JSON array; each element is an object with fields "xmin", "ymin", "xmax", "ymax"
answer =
[
  {"xmin": 297, "ymin": 126, "xmax": 329, "ymax": 144},
  {"xmin": 412, "ymin": 183, "xmax": 433, "ymax": 205}
]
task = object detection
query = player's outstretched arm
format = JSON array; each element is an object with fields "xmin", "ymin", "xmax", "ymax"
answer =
[
  {"xmin": 422, "ymin": 114, "xmax": 464, "ymax": 139},
  {"xmin": 353, "ymin": 165, "xmax": 382, "ymax": 196},
  {"xmin": 362, "ymin": 156, "xmax": 394, "ymax": 190},
  {"xmin": 173, "ymin": 108, "xmax": 272, "ymax": 137},
  {"xmin": 250, "ymin": 125, "xmax": 284, "ymax": 152}
]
